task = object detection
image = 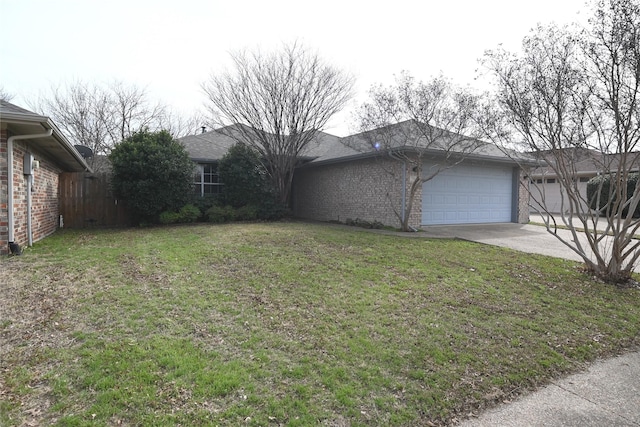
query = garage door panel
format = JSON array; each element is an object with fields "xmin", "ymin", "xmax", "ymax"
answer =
[{"xmin": 422, "ymin": 162, "xmax": 513, "ymax": 225}]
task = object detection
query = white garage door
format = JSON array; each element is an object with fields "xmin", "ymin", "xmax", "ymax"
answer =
[
  {"xmin": 529, "ymin": 179, "xmax": 590, "ymax": 213},
  {"xmin": 422, "ymin": 162, "xmax": 514, "ymax": 225}
]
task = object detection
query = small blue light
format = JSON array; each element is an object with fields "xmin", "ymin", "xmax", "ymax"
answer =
[{"xmin": 374, "ymin": 142, "xmax": 381, "ymax": 150}]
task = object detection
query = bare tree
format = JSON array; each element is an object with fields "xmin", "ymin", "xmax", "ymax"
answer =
[
  {"xmin": 107, "ymin": 81, "xmax": 167, "ymax": 143},
  {"xmin": 483, "ymin": 0, "xmax": 640, "ymax": 284},
  {"xmin": 202, "ymin": 43, "xmax": 355, "ymax": 206},
  {"xmin": 350, "ymin": 72, "xmax": 487, "ymax": 231},
  {"xmin": 159, "ymin": 109, "xmax": 208, "ymax": 138},
  {"xmin": 0, "ymin": 86, "xmax": 14, "ymax": 101},
  {"xmin": 34, "ymin": 82, "xmax": 114, "ymax": 160},
  {"xmin": 33, "ymin": 80, "xmax": 199, "ymax": 168}
]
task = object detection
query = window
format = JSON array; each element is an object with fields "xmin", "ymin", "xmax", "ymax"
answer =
[
  {"xmin": 546, "ymin": 178, "xmax": 556, "ymax": 184},
  {"xmin": 579, "ymin": 176, "xmax": 590, "ymax": 183},
  {"xmin": 536, "ymin": 178, "xmax": 543, "ymax": 184},
  {"xmin": 194, "ymin": 163, "xmax": 223, "ymax": 196}
]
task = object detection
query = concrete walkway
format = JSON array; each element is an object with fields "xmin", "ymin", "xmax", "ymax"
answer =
[
  {"xmin": 459, "ymin": 351, "xmax": 640, "ymax": 426},
  {"xmin": 423, "ymin": 222, "xmax": 586, "ymax": 263},
  {"xmin": 421, "ymin": 221, "xmax": 640, "ymax": 273}
]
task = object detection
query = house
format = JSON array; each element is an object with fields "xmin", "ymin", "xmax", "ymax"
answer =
[
  {"xmin": 293, "ymin": 121, "xmax": 532, "ymax": 228},
  {"xmin": 179, "ymin": 121, "xmax": 532, "ymax": 229},
  {"xmin": 1, "ymin": 100, "xmax": 91, "ymax": 255},
  {"xmin": 179, "ymin": 127, "xmax": 237, "ymax": 196},
  {"xmin": 179, "ymin": 125, "xmax": 341, "ymax": 197},
  {"xmin": 528, "ymin": 148, "xmax": 640, "ymax": 214}
]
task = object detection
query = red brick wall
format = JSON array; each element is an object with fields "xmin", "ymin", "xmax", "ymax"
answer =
[
  {"xmin": 0, "ymin": 130, "xmax": 8, "ymax": 255},
  {"xmin": 1, "ymin": 135, "xmax": 62, "ymax": 255}
]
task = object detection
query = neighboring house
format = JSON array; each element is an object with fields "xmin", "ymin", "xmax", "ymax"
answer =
[
  {"xmin": 179, "ymin": 122, "xmax": 532, "ymax": 229},
  {"xmin": 1, "ymin": 100, "xmax": 91, "ymax": 255},
  {"xmin": 529, "ymin": 148, "xmax": 640, "ymax": 214}
]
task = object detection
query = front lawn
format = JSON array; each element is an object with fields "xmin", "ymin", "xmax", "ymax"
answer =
[{"xmin": 1, "ymin": 222, "xmax": 639, "ymax": 426}]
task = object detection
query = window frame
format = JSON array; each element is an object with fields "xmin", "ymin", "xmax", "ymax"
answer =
[{"xmin": 194, "ymin": 162, "xmax": 223, "ymax": 196}]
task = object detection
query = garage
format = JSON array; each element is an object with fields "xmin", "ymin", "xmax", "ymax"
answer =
[
  {"xmin": 421, "ymin": 161, "xmax": 515, "ymax": 225},
  {"xmin": 529, "ymin": 177, "xmax": 590, "ymax": 214}
]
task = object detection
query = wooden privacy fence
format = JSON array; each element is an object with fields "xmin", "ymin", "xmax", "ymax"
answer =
[{"xmin": 59, "ymin": 172, "xmax": 131, "ymax": 228}]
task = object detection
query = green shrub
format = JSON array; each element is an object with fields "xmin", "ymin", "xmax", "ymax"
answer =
[
  {"xmin": 206, "ymin": 205, "xmax": 236, "ymax": 223},
  {"xmin": 159, "ymin": 211, "xmax": 180, "ymax": 224},
  {"xmin": 218, "ymin": 143, "xmax": 268, "ymax": 208},
  {"xmin": 109, "ymin": 130, "xmax": 194, "ymax": 224},
  {"xmin": 346, "ymin": 218, "xmax": 384, "ymax": 229},
  {"xmin": 190, "ymin": 195, "xmax": 219, "ymax": 218},
  {"xmin": 587, "ymin": 173, "xmax": 640, "ymax": 217},
  {"xmin": 257, "ymin": 197, "xmax": 289, "ymax": 220},
  {"xmin": 178, "ymin": 204, "xmax": 201, "ymax": 223},
  {"xmin": 235, "ymin": 205, "xmax": 259, "ymax": 221}
]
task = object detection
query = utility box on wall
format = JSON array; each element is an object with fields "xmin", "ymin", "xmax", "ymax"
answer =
[{"xmin": 23, "ymin": 153, "xmax": 34, "ymax": 176}]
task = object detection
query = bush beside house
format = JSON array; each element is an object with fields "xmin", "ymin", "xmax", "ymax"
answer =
[
  {"xmin": 207, "ymin": 142, "xmax": 288, "ymax": 223},
  {"xmin": 109, "ymin": 130, "xmax": 195, "ymax": 225},
  {"xmin": 587, "ymin": 173, "xmax": 640, "ymax": 217}
]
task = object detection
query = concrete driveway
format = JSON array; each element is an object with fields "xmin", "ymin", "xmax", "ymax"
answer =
[
  {"xmin": 422, "ymin": 222, "xmax": 640, "ymax": 272},
  {"xmin": 424, "ymin": 223, "xmax": 580, "ymax": 260}
]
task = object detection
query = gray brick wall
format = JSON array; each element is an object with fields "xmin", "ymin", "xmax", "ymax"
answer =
[
  {"xmin": 293, "ymin": 156, "xmax": 418, "ymax": 229},
  {"xmin": 293, "ymin": 155, "xmax": 529, "ymax": 229}
]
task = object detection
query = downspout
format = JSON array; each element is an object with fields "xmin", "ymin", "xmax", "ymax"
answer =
[
  {"xmin": 26, "ymin": 159, "xmax": 33, "ymax": 246},
  {"xmin": 7, "ymin": 129, "xmax": 53, "ymax": 254}
]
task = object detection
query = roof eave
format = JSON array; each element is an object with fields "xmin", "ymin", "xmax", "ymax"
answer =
[
  {"xmin": 297, "ymin": 151, "xmax": 382, "ymax": 168},
  {"xmin": 2, "ymin": 111, "xmax": 92, "ymax": 172},
  {"xmin": 190, "ymin": 157, "xmax": 219, "ymax": 163},
  {"xmin": 45, "ymin": 118, "xmax": 93, "ymax": 173},
  {"xmin": 302, "ymin": 146, "xmax": 535, "ymax": 169}
]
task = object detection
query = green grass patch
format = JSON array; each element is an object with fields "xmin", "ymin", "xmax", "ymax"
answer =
[{"xmin": 1, "ymin": 222, "xmax": 639, "ymax": 426}]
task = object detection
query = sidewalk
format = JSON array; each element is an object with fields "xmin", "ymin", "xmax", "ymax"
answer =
[{"xmin": 459, "ymin": 350, "xmax": 640, "ymax": 426}]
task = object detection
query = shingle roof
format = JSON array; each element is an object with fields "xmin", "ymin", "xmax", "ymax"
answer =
[
  {"xmin": 178, "ymin": 126, "xmax": 347, "ymax": 162},
  {"xmin": 299, "ymin": 131, "xmax": 351, "ymax": 160},
  {"xmin": 307, "ymin": 120, "xmax": 529, "ymax": 166},
  {"xmin": 531, "ymin": 148, "xmax": 640, "ymax": 176},
  {"xmin": 179, "ymin": 129, "xmax": 237, "ymax": 162},
  {"xmin": 178, "ymin": 120, "xmax": 531, "ymax": 166},
  {"xmin": 0, "ymin": 100, "xmax": 44, "ymax": 118}
]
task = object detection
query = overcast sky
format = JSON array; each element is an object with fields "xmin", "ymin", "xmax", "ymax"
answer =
[{"xmin": 1, "ymin": 0, "xmax": 589, "ymax": 136}]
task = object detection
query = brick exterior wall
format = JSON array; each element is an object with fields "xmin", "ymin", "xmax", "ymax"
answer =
[
  {"xmin": 292, "ymin": 155, "xmax": 529, "ymax": 229},
  {"xmin": 517, "ymin": 167, "xmax": 531, "ymax": 224},
  {"xmin": 292, "ymin": 156, "xmax": 421, "ymax": 229},
  {"xmin": 0, "ymin": 130, "xmax": 8, "ymax": 254},
  {"xmin": 0, "ymin": 132, "xmax": 62, "ymax": 255}
]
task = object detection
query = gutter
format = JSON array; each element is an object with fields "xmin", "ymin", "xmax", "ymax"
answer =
[
  {"xmin": 7, "ymin": 128, "xmax": 53, "ymax": 254},
  {"xmin": 45, "ymin": 118, "xmax": 92, "ymax": 172},
  {"xmin": 2, "ymin": 112, "xmax": 91, "ymax": 172},
  {"xmin": 301, "ymin": 145, "xmax": 538, "ymax": 169}
]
